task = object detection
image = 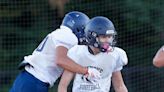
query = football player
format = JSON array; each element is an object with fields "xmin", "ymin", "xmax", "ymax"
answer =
[
  {"xmin": 58, "ymin": 16, "xmax": 128, "ymax": 92},
  {"xmin": 10, "ymin": 11, "xmax": 100, "ymax": 92}
]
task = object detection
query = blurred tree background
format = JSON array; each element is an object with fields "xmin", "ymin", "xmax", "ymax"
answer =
[{"xmin": 0, "ymin": 0, "xmax": 164, "ymax": 92}]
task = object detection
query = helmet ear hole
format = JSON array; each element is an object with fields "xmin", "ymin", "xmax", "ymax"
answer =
[{"xmin": 91, "ymin": 32, "xmax": 97, "ymax": 37}]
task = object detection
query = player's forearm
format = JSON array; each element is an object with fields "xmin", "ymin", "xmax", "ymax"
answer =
[
  {"xmin": 153, "ymin": 58, "xmax": 164, "ymax": 67},
  {"xmin": 153, "ymin": 46, "xmax": 164, "ymax": 67},
  {"xmin": 58, "ymin": 70, "xmax": 73, "ymax": 92},
  {"xmin": 58, "ymin": 85, "xmax": 67, "ymax": 92},
  {"xmin": 58, "ymin": 79, "xmax": 68, "ymax": 92},
  {"xmin": 115, "ymin": 84, "xmax": 128, "ymax": 92},
  {"xmin": 112, "ymin": 71, "xmax": 128, "ymax": 92},
  {"xmin": 58, "ymin": 82, "xmax": 68, "ymax": 92},
  {"xmin": 56, "ymin": 56, "xmax": 87, "ymax": 74}
]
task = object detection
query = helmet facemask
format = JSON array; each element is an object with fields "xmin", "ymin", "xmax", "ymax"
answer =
[
  {"xmin": 73, "ymin": 26, "xmax": 88, "ymax": 45},
  {"xmin": 87, "ymin": 31, "xmax": 117, "ymax": 53},
  {"xmin": 96, "ymin": 34, "xmax": 116, "ymax": 53}
]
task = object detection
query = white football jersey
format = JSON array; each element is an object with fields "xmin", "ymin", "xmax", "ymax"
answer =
[
  {"xmin": 67, "ymin": 45, "xmax": 128, "ymax": 92},
  {"xmin": 24, "ymin": 26, "xmax": 78, "ymax": 87}
]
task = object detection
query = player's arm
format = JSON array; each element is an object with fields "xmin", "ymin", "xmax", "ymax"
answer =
[
  {"xmin": 58, "ymin": 70, "xmax": 74, "ymax": 92},
  {"xmin": 55, "ymin": 46, "xmax": 88, "ymax": 74},
  {"xmin": 153, "ymin": 46, "xmax": 164, "ymax": 67},
  {"xmin": 112, "ymin": 71, "xmax": 128, "ymax": 92}
]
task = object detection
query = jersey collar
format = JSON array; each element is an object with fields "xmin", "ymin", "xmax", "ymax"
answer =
[{"xmin": 60, "ymin": 26, "xmax": 72, "ymax": 33}]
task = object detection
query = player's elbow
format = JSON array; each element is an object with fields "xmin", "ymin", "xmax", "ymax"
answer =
[
  {"xmin": 153, "ymin": 58, "xmax": 163, "ymax": 68},
  {"xmin": 56, "ymin": 57, "xmax": 65, "ymax": 67}
]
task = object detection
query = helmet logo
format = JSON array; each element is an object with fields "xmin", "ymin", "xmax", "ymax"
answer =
[
  {"xmin": 71, "ymin": 20, "xmax": 75, "ymax": 24},
  {"xmin": 76, "ymin": 14, "xmax": 79, "ymax": 17},
  {"xmin": 106, "ymin": 30, "xmax": 114, "ymax": 34}
]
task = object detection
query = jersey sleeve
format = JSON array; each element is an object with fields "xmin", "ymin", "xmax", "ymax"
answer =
[
  {"xmin": 114, "ymin": 48, "xmax": 128, "ymax": 72},
  {"xmin": 51, "ymin": 29, "xmax": 78, "ymax": 49},
  {"xmin": 67, "ymin": 46, "xmax": 80, "ymax": 64}
]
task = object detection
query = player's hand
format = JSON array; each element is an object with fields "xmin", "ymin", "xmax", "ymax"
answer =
[{"xmin": 84, "ymin": 67, "xmax": 101, "ymax": 83}]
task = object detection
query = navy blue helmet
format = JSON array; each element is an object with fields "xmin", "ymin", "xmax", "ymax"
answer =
[
  {"xmin": 61, "ymin": 11, "xmax": 90, "ymax": 45},
  {"xmin": 85, "ymin": 16, "xmax": 117, "ymax": 52}
]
